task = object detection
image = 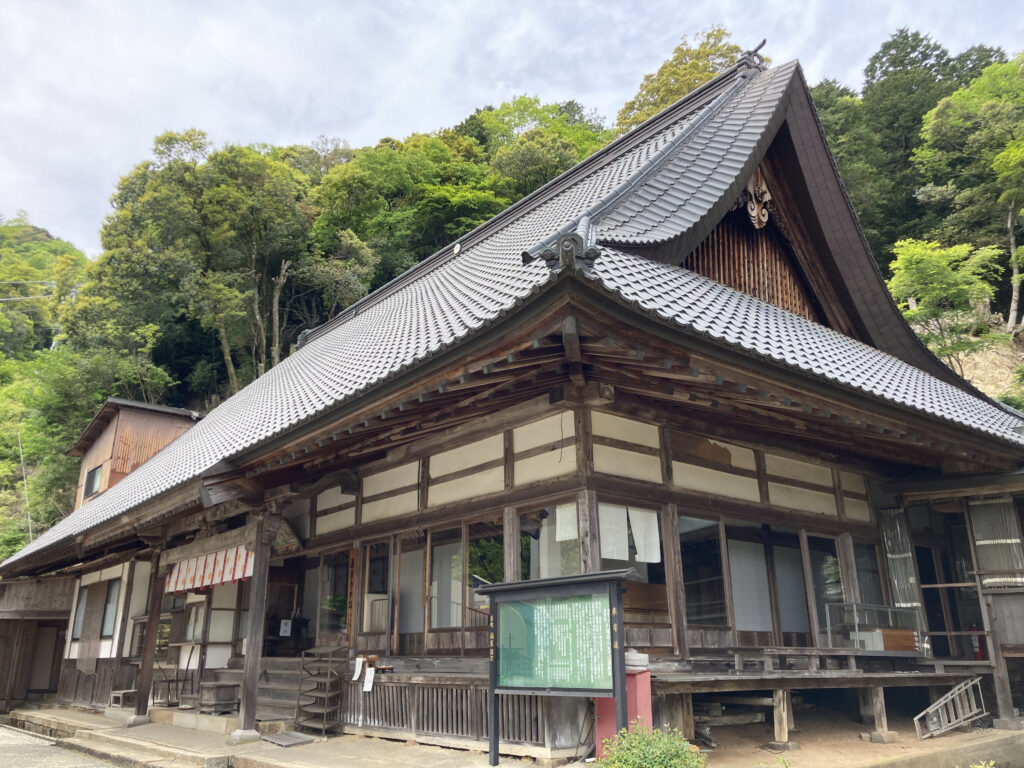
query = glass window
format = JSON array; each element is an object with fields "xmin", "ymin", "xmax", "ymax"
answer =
[
  {"xmin": 855, "ymin": 543, "xmax": 885, "ymax": 605},
  {"xmin": 71, "ymin": 587, "xmax": 87, "ymax": 640},
  {"xmin": 84, "ymin": 466, "xmax": 102, "ymax": 498},
  {"xmin": 319, "ymin": 552, "xmax": 350, "ymax": 642},
  {"xmin": 467, "ymin": 518, "xmax": 503, "ymax": 628},
  {"xmin": 678, "ymin": 516, "xmax": 727, "ymax": 625},
  {"xmin": 363, "ymin": 541, "xmax": 390, "ymax": 633},
  {"xmin": 185, "ymin": 603, "xmax": 205, "ymax": 642},
  {"xmin": 770, "ymin": 528, "xmax": 811, "ymax": 640},
  {"xmin": 129, "ymin": 618, "xmax": 171, "ymax": 660},
  {"xmin": 397, "ymin": 532, "xmax": 426, "ymax": 648},
  {"xmin": 808, "ymin": 536, "xmax": 844, "ymax": 629},
  {"xmin": 429, "ymin": 528, "xmax": 462, "ymax": 629},
  {"xmin": 520, "ymin": 503, "xmax": 579, "ymax": 580},
  {"xmin": 100, "ymin": 579, "xmax": 121, "ymax": 638}
]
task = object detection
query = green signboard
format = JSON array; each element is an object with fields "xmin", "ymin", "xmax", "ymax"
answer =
[
  {"xmin": 497, "ymin": 593, "xmax": 613, "ymax": 691},
  {"xmin": 480, "ymin": 570, "xmax": 631, "ymax": 766}
]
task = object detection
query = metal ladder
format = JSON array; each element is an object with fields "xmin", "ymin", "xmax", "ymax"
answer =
[{"xmin": 914, "ymin": 677, "xmax": 987, "ymax": 740}]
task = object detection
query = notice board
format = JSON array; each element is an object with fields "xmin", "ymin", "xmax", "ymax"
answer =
[
  {"xmin": 496, "ymin": 593, "xmax": 613, "ymax": 692},
  {"xmin": 479, "ymin": 570, "xmax": 632, "ymax": 765}
]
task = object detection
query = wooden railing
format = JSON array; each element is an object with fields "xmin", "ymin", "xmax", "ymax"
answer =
[{"xmin": 343, "ymin": 676, "xmax": 545, "ymax": 745}]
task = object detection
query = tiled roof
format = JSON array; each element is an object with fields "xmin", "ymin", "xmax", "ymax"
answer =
[
  {"xmin": 590, "ymin": 247, "xmax": 1024, "ymax": 444},
  {"xmin": 4, "ymin": 57, "xmax": 1021, "ymax": 572}
]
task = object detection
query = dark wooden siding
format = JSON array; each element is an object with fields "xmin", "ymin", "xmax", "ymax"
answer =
[
  {"xmin": 683, "ymin": 209, "xmax": 821, "ymax": 322},
  {"xmin": 58, "ymin": 658, "xmax": 136, "ymax": 709}
]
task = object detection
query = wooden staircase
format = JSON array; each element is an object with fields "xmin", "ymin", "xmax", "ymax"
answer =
[{"xmin": 208, "ymin": 657, "xmax": 304, "ymax": 722}]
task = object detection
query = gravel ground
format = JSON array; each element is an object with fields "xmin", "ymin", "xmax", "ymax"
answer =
[{"xmin": 0, "ymin": 725, "xmax": 114, "ymax": 768}]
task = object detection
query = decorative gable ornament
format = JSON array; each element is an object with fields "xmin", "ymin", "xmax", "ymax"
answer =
[{"xmin": 745, "ymin": 166, "xmax": 772, "ymax": 230}]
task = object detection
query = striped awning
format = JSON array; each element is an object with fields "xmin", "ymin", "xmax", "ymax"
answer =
[{"xmin": 165, "ymin": 545, "xmax": 254, "ymax": 593}]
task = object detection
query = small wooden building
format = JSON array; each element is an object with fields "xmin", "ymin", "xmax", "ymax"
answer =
[
  {"xmin": 0, "ymin": 398, "xmax": 200, "ymax": 712},
  {"xmin": 3, "ymin": 53, "xmax": 1024, "ymax": 755}
]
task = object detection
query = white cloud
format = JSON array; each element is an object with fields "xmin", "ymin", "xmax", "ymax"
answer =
[{"xmin": 1, "ymin": 0, "xmax": 1020, "ymax": 256}]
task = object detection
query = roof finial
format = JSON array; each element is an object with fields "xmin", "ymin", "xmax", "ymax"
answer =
[{"xmin": 737, "ymin": 40, "xmax": 768, "ymax": 73}]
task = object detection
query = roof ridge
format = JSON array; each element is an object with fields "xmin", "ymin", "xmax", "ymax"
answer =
[
  {"xmin": 521, "ymin": 70, "xmax": 754, "ymax": 269},
  {"xmin": 296, "ymin": 60, "xmax": 752, "ymax": 349}
]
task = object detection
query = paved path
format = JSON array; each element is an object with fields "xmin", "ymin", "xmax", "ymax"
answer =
[{"xmin": 0, "ymin": 725, "xmax": 114, "ymax": 768}]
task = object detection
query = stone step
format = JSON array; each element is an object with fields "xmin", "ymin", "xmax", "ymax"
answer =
[
  {"xmin": 69, "ymin": 729, "xmax": 211, "ymax": 768},
  {"xmin": 60, "ymin": 736, "xmax": 178, "ymax": 768}
]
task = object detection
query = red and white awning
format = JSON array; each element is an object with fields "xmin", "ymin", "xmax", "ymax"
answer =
[{"xmin": 165, "ymin": 545, "xmax": 254, "ymax": 593}]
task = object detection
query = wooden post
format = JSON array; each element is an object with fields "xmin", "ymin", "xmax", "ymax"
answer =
[
  {"xmin": 871, "ymin": 687, "xmax": 887, "ymax": 731},
  {"xmin": 577, "ymin": 489, "xmax": 600, "ymax": 573},
  {"xmin": 660, "ymin": 503, "xmax": 688, "ymax": 658},
  {"xmin": 503, "ymin": 507, "xmax": 520, "ymax": 582},
  {"xmin": 134, "ymin": 549, "xmax": 166, "ymax": 720},
  {"xmin": 773, "ymin": 689, "xmax": 789, "ymax": 743},
  {"xmin": 663, "ymin": 693, "xmax": 694, "ymax": 739},
  {"xmin": 681, "ymin": 693, "xmax": 694, "ymax": 740},
  {"xmin": 868, "ymin": 686, "xmax": 899, "ymax": 742},
  {"xmin": 798, "ymin": 530, "xmax": 821, "ymax": 648},
  {"xmin": 232, "ymin": 505, "xmax": 279, "ymax": 741}
]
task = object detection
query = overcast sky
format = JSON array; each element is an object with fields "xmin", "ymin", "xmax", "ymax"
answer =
[{"xmin": 2, "ymin": 0, "xmax": 1021, "ymax": 258}]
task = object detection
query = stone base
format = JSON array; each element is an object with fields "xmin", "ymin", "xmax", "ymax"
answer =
[
  {"xmin": 862, "ymin": 730, "xmax": 900, "ymax": 744},
  {"xmin": 227, "ymin": 728, "xmax": 261, "ymax": 745},
  {"xmin": 123, "ymin": 715, "xmax": 151, "ymax": 727},
  {"xmin": 765, "ymin": 741, "xmax": 800, "ymax": 750},
  {"xmin": 992, "ymin": 717, "xmax": 1024, "ymax": 730}
]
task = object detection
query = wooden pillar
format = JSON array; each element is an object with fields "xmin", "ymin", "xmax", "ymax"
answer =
[
  {"xmin": 983, "ymin": 593, "xmax": 1016, "ymax": 722},
  {"xmin": 798, "ymin": 530, "xmax": 821, "ymax": 648},
  {"xmin": 663, "ymin": 693, "xmax": 695, "ymax": 739},
  {"xmin": 234, "ymin": 505, "xmax": 279, "ymax": 739},
  {"xmin": 868, "ymin": 686, "xmax": 899, "ymax": 742},
  {"xmin": 577, "ymin": 489, "xmax": 599, "ymax": 573},
  {"xmin": 871, "ymin": 687, "xmax": 887, "ymax": 732},
  {"xmin": 773, "ymin": 689, "xmax": 789, "ymax": 743},
  {"xmin": 503, "ymin": 507, "xmax": 520, "ymax": 582},
  {"xmin": 660, "ymin": 503, "xmax": 688, "ymax": 658},
  {"xmin": 135, "ymin": 549, "xmax": 166, "ymax": 718}
]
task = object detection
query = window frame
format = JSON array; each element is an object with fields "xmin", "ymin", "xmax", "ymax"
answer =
[
  {"xmin": 99, "ymin": 578, "xmax": 121, "ymax": 639},
  {"xmin": 71, "ymin": 585, "xmax": 88, "ymax": 640},
  {"xmin": 83, "ymin": 466, "xmax": 102, "ymax": 499}
]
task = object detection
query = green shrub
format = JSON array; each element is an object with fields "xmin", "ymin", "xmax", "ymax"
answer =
[{"xmin": 597, "ymin": 722, "xmax": 705, "ymax": 768}]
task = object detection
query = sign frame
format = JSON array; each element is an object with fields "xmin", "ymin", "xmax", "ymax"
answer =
[{"xmin": 477, "ymin": 569, "xmax": 633, "ymax": 766}]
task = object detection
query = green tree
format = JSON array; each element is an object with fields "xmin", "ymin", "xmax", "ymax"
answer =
[
  {"xmin": 616, "ymin": 26, "xmax": 743, "ymax": 134},
  {"xmin": 914, "ymin": 55, "xmax": 1024, "ymax": 329},
  {"xmin": 858, "ymin": 30, "xmax": 1006, "ymax": 265},
  {"xmin": 491, "ymin": 129, "xmax": 579, "ymax": 198},
  {"xmin": 887, "ymin": 239, "xmax": 1005, "ymax": 375},
  {"xmin": 0, "ymin": 216, "xmax": 87, "ymax": 356}
]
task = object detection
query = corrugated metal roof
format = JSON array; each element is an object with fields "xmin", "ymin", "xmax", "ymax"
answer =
[{"xmin": 4, "ymin": 57, "xmax": 1021, "ymax": 572}]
